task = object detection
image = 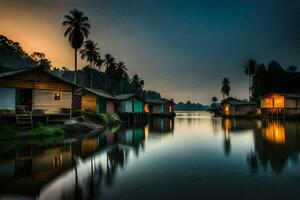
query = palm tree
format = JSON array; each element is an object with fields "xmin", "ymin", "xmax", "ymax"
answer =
[
  {"xmin": 63, "ymin": 9, "xmax": 90, "ymax": 84},
  {"xmin": 212, "ymin": 96, "xmax": 218, "ymax": 103},
  {"xmin": 104, "ymin": 54, "xmax": 115, "ymax": 92},
  {"xmin": 116, "ymin": 62, "xmax": 127, "ymax": 94},
  {"xmin": 80, "ymin": 40, "xmax": 99, "ymax": 88},
  {"xmin": 221, "ymin": 77, "xmax": 230, "ymax": 100},
  {"xmin": 94, "ymin": 54, "xmax": 104, "ymax": 71},
  {"xmin": 243, "ymin": 59, "xmax": 257, "ymax": 100}
]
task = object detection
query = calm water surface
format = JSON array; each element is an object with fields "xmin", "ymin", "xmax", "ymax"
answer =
[{"xmin": 1, "ymin": 111, "xmax": 300, "ymax": 199}]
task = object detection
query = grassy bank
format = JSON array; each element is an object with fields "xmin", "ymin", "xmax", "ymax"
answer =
[
  {"xmin": 0, "ymin": 122, "xmax": 65, "ymax": 140},
  {"xmin": 74, "ymin": 111, "xmax": 122, "ymax": 127}
]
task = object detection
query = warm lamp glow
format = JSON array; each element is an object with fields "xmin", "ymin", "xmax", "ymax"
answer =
[
  {"xmin": 224, "ymin": 104, "xmax": 230, "ymax": 116},
  {"xmin": 144, "ymin": 104, "xmax": 150, "ymax": 113},
  {"xmin": 263, "ymin": 122, "xmax": 285, "ymax": 144},
  {"xmin": 144, "ymin": 123, "xmax": 149, "ymax": 137}
]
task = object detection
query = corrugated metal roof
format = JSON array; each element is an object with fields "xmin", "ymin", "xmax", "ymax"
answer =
[
  {"xmin": 115, "ymin": 94, "xmax": 144, "ymax": 101},
  {"xmin": 222, "ymin": 97, "xmax": 256, "ymax": 105},
  {"xmin": 75, "ymin": 87, "xmax": 115, "ymax": 99},
  {"xmin": 146, "ymin": 98, "xmax": 175, "ymax": 105},
  {"xmin": 0, "ymin": 67, "xmax": 77, "ymax": 87},
  {"xmin": 259, "ymin": 92, "xmax": 300, "ymax": 99}
]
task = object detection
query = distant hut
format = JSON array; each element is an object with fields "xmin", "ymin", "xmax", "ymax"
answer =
[
  {"xmin": 144, "ymin": 98, "xmax": 175, "ymax": 115},
  {"xmin": 74, "ymin": 88, "xmax": 115, "ymax": 113},
  {"xmin": 221, "ymin": 97, "xmax": 257, "ymax": 117},
  {"xmin": 259, "ymin": 92, "xmax": 300, "ymax": 117},
  {"xmin": 115, "ymin": 94, "xmax": 145, "ymax": 113},
  {"xmin": 0, "ymin": 67, "xmax": 75, "ymax": 117}
]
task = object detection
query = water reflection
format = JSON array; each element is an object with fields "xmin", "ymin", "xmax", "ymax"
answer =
[
  {"xmin": 1, "ymin": 115, "xmax": 300, "ymax": 199},
  {"xmin": 0, "ymin": 117, "xmax": 174, "ymax": 199},
  {"xmin": 221, "ymin": 118, "xmax": 300, "ymax": 174},
  {"xmin": 253, "ymin": 119, "xmax": 300, "ymax": 174}
]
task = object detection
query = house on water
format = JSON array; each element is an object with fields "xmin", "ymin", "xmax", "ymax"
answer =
[
  {"xmin": 144, "ymin": 98, "xmax": 175, "ymax": 116},
  {"xmin": 260, "ymin": 92, "xmax": 300, "ymax": 118},
  {"xmin": 74, "ymin": 88, "xmax": 115, "ymax": 113},
  {"xmin": 115, "ymin": 94, "xmax": 145, "ymax": 113},
  {"xmin": 0, "ymin": 67, "xmax": 75, "ymax": 121},
  {"xmin": 221, "ymin": 97, "xmax": 257, "ymax": 117}
]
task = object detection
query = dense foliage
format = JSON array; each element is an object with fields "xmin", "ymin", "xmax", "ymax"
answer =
[{"xmin": 251, "ymin": 60, "xmax": 300, "ymax": 101}]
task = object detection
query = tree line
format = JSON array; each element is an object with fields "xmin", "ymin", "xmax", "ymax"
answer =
[
  {"xmin": 61, "ymin": 9, "xmax": 160, "ymax": 98},
  {"xmin": 213, "ymin": 59, "xmax": 299, "ymax": 105}
]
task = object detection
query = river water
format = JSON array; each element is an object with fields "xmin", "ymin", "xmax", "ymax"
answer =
[{"xmin": 1, "ymin": 111, "xmax": 300, "ymax": 199}]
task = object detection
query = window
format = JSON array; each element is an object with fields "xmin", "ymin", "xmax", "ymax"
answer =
[{"xmin": 54, "ymin": 92, "xmax": 62, "ymax": 101}]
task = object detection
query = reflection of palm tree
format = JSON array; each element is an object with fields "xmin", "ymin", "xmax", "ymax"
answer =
[
  {"xmin": 63, "ymin": 9, "xmax": 90, "ymax": 84},
  {"xmin": 247, "ymin": 152, "xmax": 258, "ymax": 173},
  {"xmin": 221, "ymin": 77, "xmax": 230, "ymax": 100},
  {"xmin": 80, "ymin": 40, "xmax": 99, "ymax": 88},
  {"xmin": 243, "ymin": 59, "xmax": 257, "ymax": 100},
  {"xmin": 223, "ymin": 134, "xmax": 231, "ymax": 156}
]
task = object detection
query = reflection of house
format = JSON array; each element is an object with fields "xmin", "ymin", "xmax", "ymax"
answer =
[
  {"xmin": 260, "ymin": 92, "xmax": 300, "ymax": 117},
  {"xmin": 74, "ymin": 87, "xmax": 115, "ymax": 113},
  {"xmin": 144, "ymin": 98, "xmax": 175, "ymax": 116},
  {"xmin": 115, "ymin": 94, "xmax": 145, "ymax": 113},
  {"xmin": 0, "ymin": 67, "xmax": 75, "ymax": 117},
  {"xmin": 253, "ymin": 120, "xmax": 300, "ymax": 174},
  {"xmin": 149, "ymin": 117, "xmax": 174, "ymax": 133},
  {"xmin": 222, "ymin": 118, "xmax": 258, "ymax": 134},
  {"xmin": 221, "ymin": 97, "xmax": 257, "ymax": 117}
]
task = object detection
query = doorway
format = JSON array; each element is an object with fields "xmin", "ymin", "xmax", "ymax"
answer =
[{"xmin": 17, "ymin": 89, "xmax": 33, "ymax": 111}]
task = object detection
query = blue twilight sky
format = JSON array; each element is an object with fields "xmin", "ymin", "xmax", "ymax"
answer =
[{"xmin": 0, "ymin": 0, "xmax": 299, "ymax": 104}]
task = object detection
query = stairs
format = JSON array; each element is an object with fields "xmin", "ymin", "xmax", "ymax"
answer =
[{"xmin": 16, "ymin": 113, "xmax": 33, "ymax": 129}]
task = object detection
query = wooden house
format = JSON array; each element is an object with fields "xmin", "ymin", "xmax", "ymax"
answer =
[
  {"xmin": 115, "ymin": 94, "xmax": 145, "ymax": 113},
  {"xmin": 74, "ymin": 88, "xmax": 115, "ymax": 113},
  {"xmin": 260, "ymin": 92, "xmax": 300, "ymax": 117},
  {"xmin": 0, "ymin": 67, "xmax": 75, "ymax": 117},
  {"xmin": 221, "ymin": 97, "xmax": 257, "ymax": 117},
  {"xmin": 144, "ymin": 98, "xmax": 175, "ymax": 115}
]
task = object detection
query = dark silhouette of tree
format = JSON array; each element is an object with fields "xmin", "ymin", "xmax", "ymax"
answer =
[
  {"xmin": 288, "ymin": 65, "xmax": 297, "ymax": 72},
  {"xmin": 63, "ymin": 9, "xmax": 90, "ymax": 84},
  {"xmin": 212, "ymin": 96, "xmax": 218, "ymax": 103},
  {"xmin": 94, "ymin": 54, "xmax": 104, "ymax": 71},
  {"xmin": 80, "ymin": 40, "xmax": 99, "ymax": 88},
  {"xmin": 116, "ymin": 62, "xmax": 127, "ymax": 94},
  {"xmin": 104, "ymin": 54, "xmax": 115, "ymax": 92},
  {"xmin": 31, "ymin": 52, "xmax": 52, "ymax": 70},
  {"xmin": 221, "ymin": 77, "xmax": 230, "ymax": 99},
  {"xmin": 243, "ymin": 59, "xmax": 257, "ymax": 100}
]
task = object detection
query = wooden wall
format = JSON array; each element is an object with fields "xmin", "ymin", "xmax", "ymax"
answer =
[
  {"xmin": 81, "ymin": 94, "xmax": 97, "ymax": 113},
  {"xmin": 106, "ymin": 100, "xmax": 115, "ymax": 113},
  {"xmin": 33, "ymin": 90, "xmax": 72, "ymax": 114},
  {"xmin": 125, "ymin": 100, "xmax": 133, "ymax": 112},
  {"xmin": 153, "ymin": 104, "xmax": 163, "ymax": 113},
  {"xmin": 133, "ymin": 98, "xmax": 143, "ymax": 113}
]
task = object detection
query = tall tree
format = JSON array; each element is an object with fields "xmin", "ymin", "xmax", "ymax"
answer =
[
  {"xmin": 116, "ymin": 62, "xmax": 127, "ymax": 94},
  {"xmin": 212, "ymin": 96, "xmax": 218, "ymax": 103},
  {"xmin": 221, "ymin": 77, "xmax": 230, "ymax": 100},
  {"xmin": 288, "ymin": 65, "xmax": 297, "ymax": 72},
  {"xmin": 243, "ymin": 59, "xmax": 257, "ymax": 100},
  {"xmin": 63, "ymin": 9, "xmax": 90, "ymax": 84},
  {"xmin": 104, "ymin": 54, "xmax": 115, "ymax": 92},
  {"xmin": 80, "ymin": 40, "xmax": 99, "ymax": 88}
]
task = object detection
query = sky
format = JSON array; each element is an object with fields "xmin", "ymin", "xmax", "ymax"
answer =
[{"xmin": 0, "ymin": 0, "xmax": 299, "ymax": 104}]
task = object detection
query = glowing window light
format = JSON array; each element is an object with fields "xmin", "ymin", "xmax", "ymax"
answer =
[{"xmin": 144, "ymin": 104, "xmax": 150, "ymax": 113}]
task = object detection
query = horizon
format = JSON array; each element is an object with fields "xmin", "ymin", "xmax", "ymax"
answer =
[{"xmin": 1, "ymin": 0, "xmax": 299, "ymax": 104}]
